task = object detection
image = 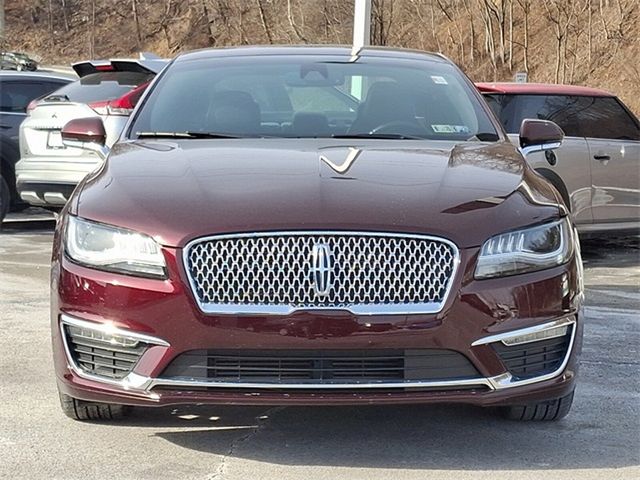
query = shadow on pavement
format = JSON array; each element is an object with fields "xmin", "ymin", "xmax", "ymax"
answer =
[{"xmin": 108, "ymin": 400, "xmax": 638, "ymax": 471}]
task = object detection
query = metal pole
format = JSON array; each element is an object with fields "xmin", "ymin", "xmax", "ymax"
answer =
[
  {"xmin": 352, "ymin": 0, "xmax": 371, "ymax": 52},
  {"xmin": 350, "ymin": 0, "xmax": 371, "ymax": 98}
]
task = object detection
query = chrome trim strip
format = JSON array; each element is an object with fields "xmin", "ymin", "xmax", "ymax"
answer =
[
  {"xmin": 147, "ymin": 377, "xmax": 492, "ymax": 391},
  {"xmin": 519, "ymin": 141, "xmax": 561, "ymax": 157},
  {"xmin": 60, "ymin": 314, "xmax": 170, "ymax": 347},
  {"xmin": 471, "ymin": 317, "xmax": 575, "ymax": 346},
  {"xmin": 196, "ymin": 302, "xmax": 448, "ymax": 316},
  {"xmin": 181, "ymin": 231, "xmax": 461, "ymax": 316}
]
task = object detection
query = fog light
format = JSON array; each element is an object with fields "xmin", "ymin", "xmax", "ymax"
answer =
[
  {"xmin": 501, "ymin": 325, "xmax": 568, "ymax": 346},
  {"xmin": 67, "ymin": 325, "xmax": 140, "ymax": 347}
]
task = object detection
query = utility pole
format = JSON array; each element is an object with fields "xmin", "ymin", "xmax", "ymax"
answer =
[
  {"xmin": 352, "ymin": 0, "xmax": 371, "ymax": 53},
  {"xmin": 350, "ymin": 0, "xmax": 371, "ymax": 99}
]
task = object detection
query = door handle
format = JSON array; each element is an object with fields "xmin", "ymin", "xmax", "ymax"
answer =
[{"xmin": 593, "ymin": 154, "xmax": 610, "ymax": 161}]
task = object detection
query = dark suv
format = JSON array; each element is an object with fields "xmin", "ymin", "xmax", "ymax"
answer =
[{"xmin": 477, "ymin": 82, "xmax": 640, "ymax": 234}]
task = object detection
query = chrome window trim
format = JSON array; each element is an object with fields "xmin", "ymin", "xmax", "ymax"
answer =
[{"xmin": 181, "ymin": 231, "xmax": 461, "ymax": 316}]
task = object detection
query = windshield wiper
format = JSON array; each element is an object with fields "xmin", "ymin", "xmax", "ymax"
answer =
[
  {"xmin": 136, "ymin": 131, "xmax": 242, "ymax": 139},
  {"xmin": 332, "ymin": 133, "xmax": 425, "ymax": 140}
]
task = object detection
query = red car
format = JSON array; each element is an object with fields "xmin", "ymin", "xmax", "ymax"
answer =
[{"xmin": 52, "ymin": 46, "xmax": 583, "ymax": 422}]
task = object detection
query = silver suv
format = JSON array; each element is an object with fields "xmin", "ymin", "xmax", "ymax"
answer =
[
  {"xmin": 16, "ymin": 55, "xmax": 167, "ymax": 208},
  {"xmin": 478, "ymin": 82, "xmax": 640, "ymax": 235}
]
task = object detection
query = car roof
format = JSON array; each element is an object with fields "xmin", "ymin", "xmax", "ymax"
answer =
[
  {"xmin": 0, "ymin": 71, "xmax": 75, "ymax": 82},
  {"xmin": 175, "ymin": 45, "xmax": 447, "ymax": 63},
  {"xmin": 475, "ymin": 82, "xmax": 613, "ymax": 97}
]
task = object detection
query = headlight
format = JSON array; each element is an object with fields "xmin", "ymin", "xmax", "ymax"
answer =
[
  {"xmin": 475, "ymin": 218, "xmax": 573, "ymax": 279},
  {"xmin": 65, "ymin": 216, "xmax": 166, "ymax": 278}
]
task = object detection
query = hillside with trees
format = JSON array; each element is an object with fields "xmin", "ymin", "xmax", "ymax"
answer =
[{"xmin": 3, "ymin": 0, "xmax": 639, "ymax": 114}]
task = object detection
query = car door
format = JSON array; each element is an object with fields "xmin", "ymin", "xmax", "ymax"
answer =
[
  {"xmin": 483, "ymin": 93, "xmax": 593, "ymax": 225},
  {"xmin": 578, "ymin": 96, "xmax": 640, "ymax": 226}
]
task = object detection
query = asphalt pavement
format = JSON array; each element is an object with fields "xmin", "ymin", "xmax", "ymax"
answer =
[{"xmin": 0, "ymin": 220, "xmax": 638, "ymax": 480}]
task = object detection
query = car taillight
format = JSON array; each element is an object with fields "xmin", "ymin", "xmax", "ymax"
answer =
[
  {"xmin": 88, "ymin": 81, "xmax": 150, "ymax": 117},
  {"xmin": 26, "ymin": 100, "xmax": 39, "ymax": 114},
  {"xmin": 88, "ymin": 100, "xmax": 110, "ymax": 115}
]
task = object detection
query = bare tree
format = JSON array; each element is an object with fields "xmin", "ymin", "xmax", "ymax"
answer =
[{"xmin": 287, "ymin": 0, "xmax": 309, "ymax": 43}]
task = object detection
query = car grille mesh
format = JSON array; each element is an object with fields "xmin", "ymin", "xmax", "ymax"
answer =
[
  {"xmin": 64, "ymin": 325, "xmax": 147, "ymax": 380},
  {"xmin": 161, "ymin": 349, "xmax": 480, "ymax": 383},
  {"xmin": 493, "ymin": 327, "xmax": 573, "ymax": 379},
  {"xmin": 185, "ymin": 233, "xmax": 457, "ymax": 312}
]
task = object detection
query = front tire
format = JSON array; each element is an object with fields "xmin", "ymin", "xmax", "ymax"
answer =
[
  {"xmin": 502, "ymin": 390, "xmax": 574, "ymax": 421},
  {"xmin": 58, "ymin": 391, "xmax": 129, "ymax": 421}
]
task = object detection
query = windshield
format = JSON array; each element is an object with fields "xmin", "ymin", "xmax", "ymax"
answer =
[{"xmin": 130, "ymin": 55, "xmax": 498, "ymax": 141}]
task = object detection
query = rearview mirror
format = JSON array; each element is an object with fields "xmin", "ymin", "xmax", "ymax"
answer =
[
  {"xmin": 518, "ymin": 119, "xmax": 564, "ymax": 161},
  {"xmin": 61, "ymin": 117, "xmax": 110, "ymax": 160}
]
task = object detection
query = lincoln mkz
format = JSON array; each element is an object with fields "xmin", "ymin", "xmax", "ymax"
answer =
[{"xmin": 51, "ymin": 46, "xmax": 583, "ymax": 421}]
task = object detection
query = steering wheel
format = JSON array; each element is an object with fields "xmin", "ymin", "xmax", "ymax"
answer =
[{"xmin": 369, "ymin": 120, "xmax": 426, "ymax": 136}]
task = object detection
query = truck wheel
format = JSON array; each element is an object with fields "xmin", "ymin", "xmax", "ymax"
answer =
[
  {"xmin": 58, "ymin": 391, "xmax": 129, "ymax": 421},
  {"xmin": 502, "ymin": 390, "xmax": 574, "ymax": 421}
]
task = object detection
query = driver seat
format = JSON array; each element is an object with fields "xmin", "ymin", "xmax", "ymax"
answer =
[{"xmin": 348, "ymin": 81, "xmax": 420, "ymax": 134}]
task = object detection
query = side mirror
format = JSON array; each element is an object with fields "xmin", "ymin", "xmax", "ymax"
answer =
[
  {"xmin": 518, "ymin": 119, "xmax": 564, "ymax": 161},
  {"xmin": 61, "ymin": 117, "xmax": 110, "ymax": 160}
]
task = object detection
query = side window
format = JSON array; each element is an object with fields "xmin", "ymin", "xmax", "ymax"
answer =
[
  {"xmin": 579, "ymin": 97, "xmax": 640, "ymax": 141},
  {"xmin": 482, "ymin": 94, "xmax": 516, "ymax": 132},
  {"xmin": 512, "ymin": 95, "xmax": 583, "ymax": 137},
  {"xmin": 0, "ymin": 80, "xmax": 66, "ymax": 113}
]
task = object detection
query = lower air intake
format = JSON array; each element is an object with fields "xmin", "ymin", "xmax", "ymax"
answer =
[
  {"xmin": 161, "ymin": 349, "xmax": 480, "ymax": 384},
  {"xmin": 64, "ymin": 324, "xmax": 147, "ymax": 380}
]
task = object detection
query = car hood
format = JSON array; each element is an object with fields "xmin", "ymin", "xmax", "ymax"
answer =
[{"xmin": 72, "ymin": 139, "xmax": 561, "ymax": 249}]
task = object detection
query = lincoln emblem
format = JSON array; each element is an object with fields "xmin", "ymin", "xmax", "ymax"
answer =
[{"xmin": 311, "ymin": 243, "xmax": 333, "ymax": 296}]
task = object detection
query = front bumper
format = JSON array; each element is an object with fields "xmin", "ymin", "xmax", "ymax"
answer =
[{"xmin": 52, "ymin": 245, "xmax": 583, "ymax": 407}]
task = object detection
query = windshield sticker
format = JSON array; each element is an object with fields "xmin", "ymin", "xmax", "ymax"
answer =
[
  {"xmin": 430, "ymin": 75, "xmax": 448, "ymax": 85},
  {"xmin": 431, "ymin": 124, "xmax": 471, "ymax": 134}
]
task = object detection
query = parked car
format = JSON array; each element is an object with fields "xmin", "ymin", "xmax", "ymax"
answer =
[
  {"xmin": 477, "ymin": 82, "xmax": 640, "ymax": 234},
  {"xmin": 0, "ymin": 71, "xmax": 74, "ymax": 212},
  {"xmin": 0, "ymin": 52, "xmax": 38, "ymax": 71},
  {"xmin": 16, "ymin": 55, "xmax": 167, "ymax": 208},
  {"xmin": 52, "ymin": 46, "xmax": 583, "ymax": 422}
]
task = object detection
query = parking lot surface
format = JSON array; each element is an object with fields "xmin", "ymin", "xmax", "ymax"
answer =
[{"xmin": 1, "ymin": 221, "xmax": 638, "ymax": 480}]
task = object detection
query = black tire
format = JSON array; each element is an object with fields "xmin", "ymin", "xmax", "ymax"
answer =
[
  {"xmin": 502, "ymin": 390, "xmax": 574, "ymax": 421},
  {"xmin": 0, "ymin": 175, "xmax": 10, "ymax": 226},
  {"xmin": 58, "ymin": 391, "xmax": 129, "ymax": 421}
]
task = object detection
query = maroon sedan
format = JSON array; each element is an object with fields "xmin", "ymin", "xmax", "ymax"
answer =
[{"xmin": 52, "ymin": 46, "xmax": 583, "ymax": 422}]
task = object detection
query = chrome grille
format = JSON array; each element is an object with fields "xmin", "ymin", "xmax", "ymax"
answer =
[{"xmin": 185, "ymin": 232, "xmax": 458, "ymax": 314}]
